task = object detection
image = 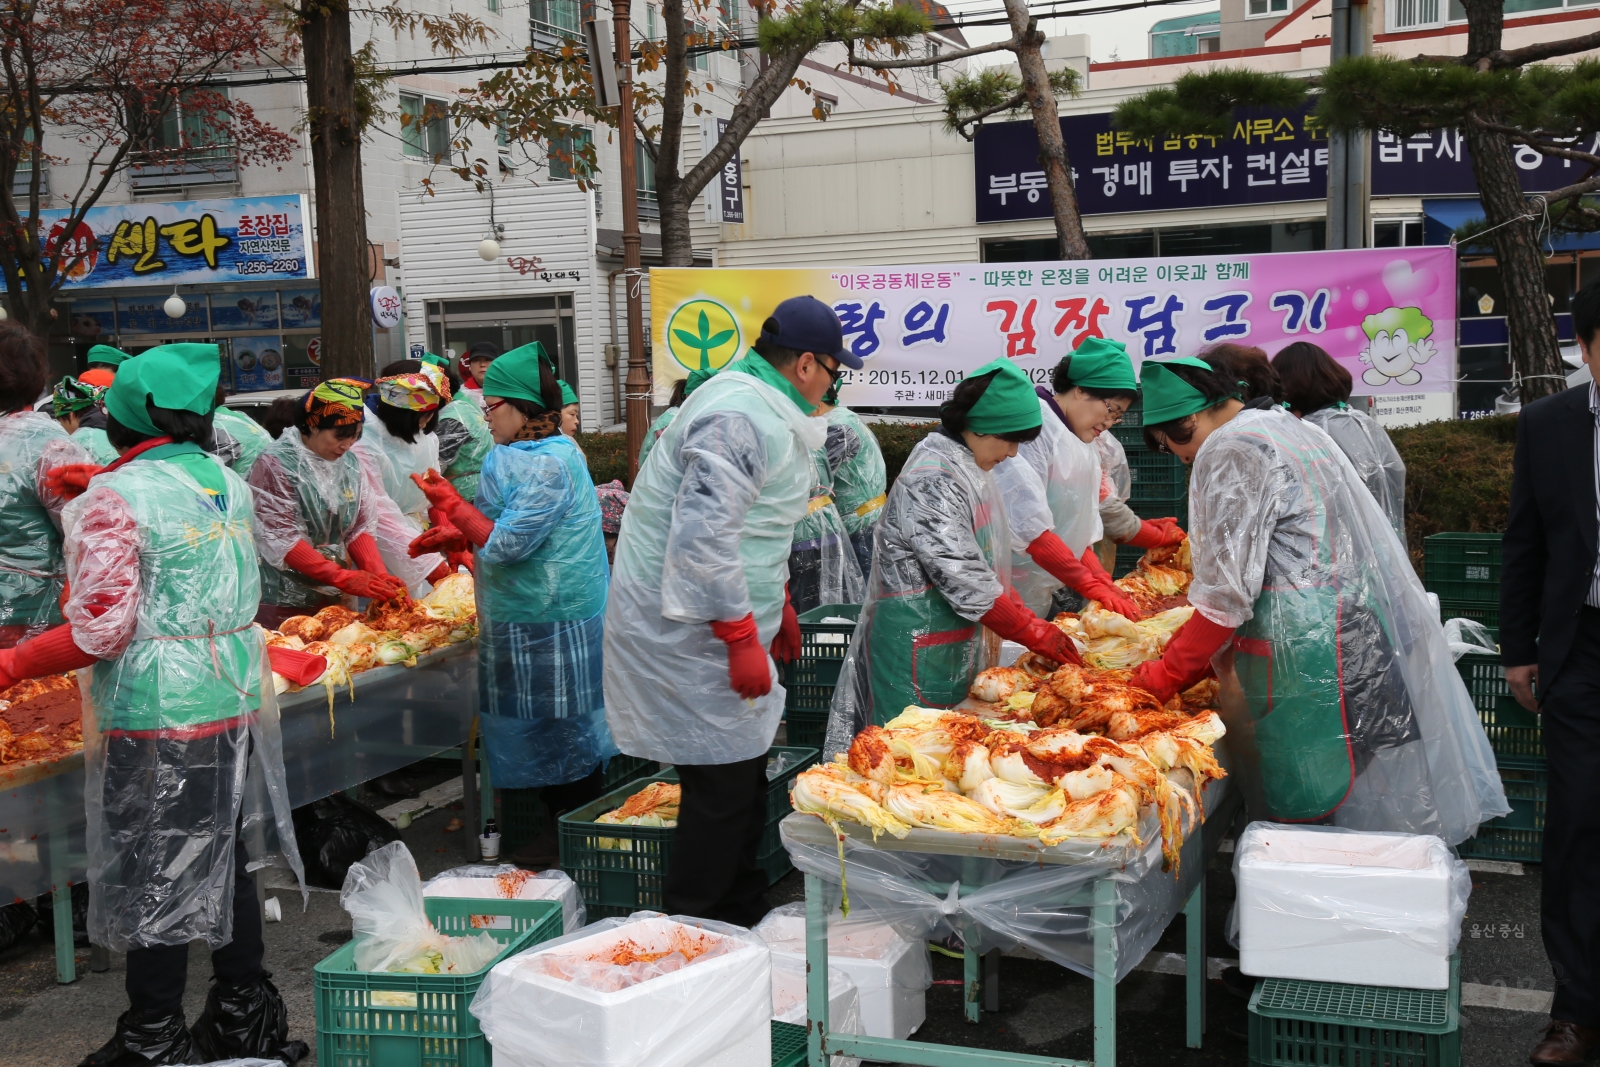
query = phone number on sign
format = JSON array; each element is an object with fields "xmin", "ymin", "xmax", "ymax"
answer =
[{"xmin": 236, "ymin": 258, "xmax": 304, "ymax": 276}]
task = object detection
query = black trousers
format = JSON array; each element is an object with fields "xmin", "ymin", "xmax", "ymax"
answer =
[
  {"xmin": 1539, "ymin": 605, "xmax": 1600, "ymax": 1027},
  {"xmin": 125, "ymin": 831, "xmax": 265, "ymax": 1015},
  {"xmin": 662, "ymin": 755, "xmax": 768, "ymax": 928}
]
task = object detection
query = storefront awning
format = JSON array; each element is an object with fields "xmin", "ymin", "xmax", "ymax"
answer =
[{"xmin": 1424, "ymin": 198, "xmax": 1600, "ymax": 251}]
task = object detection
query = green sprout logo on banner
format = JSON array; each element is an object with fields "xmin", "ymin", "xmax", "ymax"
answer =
[{"xmin": 666, "ymin": 299, "xmax": 742, "ymax": 373}]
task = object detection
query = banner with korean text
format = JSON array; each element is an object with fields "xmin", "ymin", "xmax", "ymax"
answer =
[{"xmin": 650, "ymin": 246, "xmax": 1458, "ymax": 426}]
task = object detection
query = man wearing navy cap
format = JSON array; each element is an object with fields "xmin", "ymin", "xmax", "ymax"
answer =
[{"xmin": 605, "ymin": 295, "xmax": 859, "ymax": 925}]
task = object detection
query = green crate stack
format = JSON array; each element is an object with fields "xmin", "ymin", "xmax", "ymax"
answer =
[
  {"xmin": 781, "ymin": 604, "xmax": 861, "ymax": 749},
  {"xmin": 1424, "ymin": 533, "xmax": 1501, "ymax": 626},
  {"xmin": 771, "ymin": 1021, "xmax": 808, "ymax": 1067},
  {"xmin": 1248, "ymin": 955, "xmax": 1461, "ymax": 1067},
  {"xmin": 314, "ymin": 897, "xmax": 564, "ymax": 1067},
  {"xmin": 1111, "ymin": 423, "xmax": 1189, "ymax": 530},
  {"xmin": 1456, "ymin": 653, "xmax": 1540, "ymax": 763},
  {"xmin": 558, "ymin": 746, "xmax": 819, "ymax": 918},
  {"xmin": 1461, "ymin": 758, "xmax": 1546, "ymax": 864},
  {"xmin": 603, "ymin": 753, "xmax": 658, "ymax": 791}
]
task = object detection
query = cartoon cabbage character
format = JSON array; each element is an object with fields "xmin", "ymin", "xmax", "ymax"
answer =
[{"xmin": 1359, "ymin": 306, "xmax": 1437, "ymax": 387}]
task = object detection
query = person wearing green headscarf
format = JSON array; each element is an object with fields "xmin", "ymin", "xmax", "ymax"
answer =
[
  {"xmin": 0, "ymin": 342, "xmax": 310, "ymax": 1065},
  {"xmin": 77, "ymin": 343, "xmax": 129, "ymax": 389},
  {"xmin": 557, "ymin": 378, "xmax": 581, "ymax": 437},
  {"xmin": 1128, "ymin": 354, "xmax": 1506, "ymax": 849},
  {"xmin": 993, "ymin": 336, "xmax": 1149, "ymax": 621},
  {"xmin": 816, "ymin": 382, "xmax": 887, "ymax": 576},
  {"xmin": 638, "ymin": 368, "xmax": 717, "ymax": 469},
  {"xmin": 409, "ymin": 341, "xmax": 616, "ymax": 865},
  {"xmin": 824, "ymin": 358, "xmax": 1083, "ymax": 745},
  {"xmin": 423, "ymin": 352, "xmax": 493, "ymax": 501},
  {"xmin": 52, "ymin": 376, "xmax": 119, "ymax": 465}
]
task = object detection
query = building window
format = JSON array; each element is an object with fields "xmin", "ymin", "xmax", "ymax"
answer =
[
  {"xmin": 646, "ymin": 2, "xmax": 657, "ymax": 39},
  {"xmin": 1199, "ymin": 35, "xmax": 1221, "ymax": 52},
  {"xmin": 690, "ymin": 21, "xmax": 708, "ymax": 70},
  {"xmin": 1246, "ymin": 0, "xmax": 1290, "ymax": 17},
  {"xmin": 1374, "ymin": 218, "xmax": 1424, "ymax": 247},
  {"xmin": 814, "ymin": 92, "xmax": 838, "ymax": 118},
  {"xmin": 130, "ymin": 87, "xmax": 237, "ymax": 189},
  {"xmin": 550, "ymin": 125, "xmax": 593, "ymax": 180},
  {"xmin": 399, "ymin": 93, "xmax": 451, "ymax": 159},
  {"xmin": 531, "ymin": 0, "xmax": 582, "ymax": 37},
  {"xmin": 926, "ymin": 39, "xmax": 942, "ymax": 78},
  {"xmin": 635, "ymin": 139, "xmax": 659, "ymax": 220}
]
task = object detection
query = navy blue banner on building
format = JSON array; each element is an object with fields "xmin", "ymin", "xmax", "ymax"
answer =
[{"xmin": 975, "ymin": 108, "xmax": 1598, "ymax": 220}]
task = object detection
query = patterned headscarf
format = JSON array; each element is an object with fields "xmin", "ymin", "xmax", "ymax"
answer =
[
  {"xmin": 52, "ymin": 376, "xmax": 103, "ymax": 417},
  {"xmin": 377, "ymin": 363, "xmax": 451, "ymax": 412},
  {"xmin": 303, "ymin": 378, "xmax": 370, "ymax": 431},
  {"xmin": 595, "ymin": 479, "xmax": 629, "ymax": 535}
]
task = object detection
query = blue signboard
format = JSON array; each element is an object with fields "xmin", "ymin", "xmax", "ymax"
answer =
[
  {"xmin": 975, "ymin": 108, "xmax": 1594, "ymax": 221},
  {"xmin": 39, "ymin": 195, "xmax": 311, "ymax": 290},
  {"xmin": 211, "ymin": 290, "xmax": 281, "ymax": 331},
  {"xmin": 280, "ymin": 287, "xmax": 322, "ymax": 330},
  {"xmin": 117, "ymin": 294, "xmax": 210, "ymax": 334}
]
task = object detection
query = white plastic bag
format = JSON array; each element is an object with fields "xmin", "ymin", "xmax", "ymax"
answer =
[
  {"xmin": 471, "ymin": 911, "xmax": 771, "ymax": 1067},
  {"xmin": 340, "ymin": 842, "xmax": 500, "ymax": 974},
  {"xmin": 423, "ymin": 864, "xmax": 586, "ymax": 932},
  {"xmin": 1442, "ymin": 618, "xmax": 1499, "ymax": 662}
]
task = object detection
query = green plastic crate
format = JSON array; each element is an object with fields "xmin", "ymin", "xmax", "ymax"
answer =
[
  {"xmin": 1438, "ymin": 599, "xmax": 1498, "ymax": 629},
  {"xmin": 781, "ymin": 604, "xmax": 860, "ymax": 749},
  {"xmin": 558, "ymin": 746, "xmax": 820, "ymax": 918},
  {"xmin": 314, "ymin": 897, "xmax": 564, "ymax": 1067},
  {"xmin": 1460, "ymin": 759, "xmax": 1545, "ymax": 863},
  {"xmin": 603, "ymin": 753, "xmax": 658, "ymax": 791},
  {"xmin": 772, "ymin": 1020, "xmax": 807, "ymax": 1067},
  {"xmin": 1423, "ymin": 533, "xmax": 1501, "ymax": 604},
  {"xmin": 1248, "ymin": 955, "xmax": 1460, "ymax": 1067},
  {"xmin": 1456, "ymin": 653, "xmax": 1541, "ymax": 762}
]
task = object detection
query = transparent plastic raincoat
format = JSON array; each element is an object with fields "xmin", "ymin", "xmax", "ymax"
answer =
[
  {"xmin": 1303, "ymin": 403, "xmax": 1407, "ymax": 548},
  {"xmin": 211, "ymin": 406, "xmax": 274, "ymax": 477},
  {"xmin": 246, "ymin": 431, "xmax": 372, "ymax": 612},
  {"xmin": 1188, "ymin": 406, "xmax": 1506, "ymax": 845},
  {"xmin": 605, "ymin": 363, "xmax": 824, "ymax": 766},
  {"xmin": 1093, "ymin": 429, "xmax": 1142, "ymax": 544},
  {"xmin": 789, "ymin": 446, "xmax": 866, "ymax": 614},
  {"xmin": 436, "ymin": 392, "xmax": 493, "ymax": 500},
  {"xmin": 475, "ymin": 433, "xmax": 617, "ymax": 788},
  {"xmin": 825, "ymin": 405, "xmax": 887, "ymax": 577},
  {"xmin": 993, "ymin": 397, "xmax": 1103, "ymax": 617},
  {"xmin": 356, "ymin": 416, "xmax": 440, "ymax": 527},
  {"xmin": 823, "ymin": 431, "xmax": 1012, "ymax": 755},
  {"xmin": 636, "ymin": 406, "xmax": 679, "ymax": 470},
  {"xmin": 0, "ymin": 410, "xmax": 89, "ymax": 638},
  {"xmin": 74, "ymin": 426, "xmax": 120, "ymax": 466},
  {"xmin": 62, "ymin": 445, "xmax": 303, "ymax": 951}
]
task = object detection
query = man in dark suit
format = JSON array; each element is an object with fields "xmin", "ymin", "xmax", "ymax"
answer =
[{"xmin": 1501, "ymin": 278, "xmax": 1600, "ymax": 1065}]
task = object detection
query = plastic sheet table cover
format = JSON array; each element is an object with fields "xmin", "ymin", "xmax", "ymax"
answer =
[
  {"xmin": 0, "ymin": 640, "xmax": 476, "ymax": 905},
  {"xmin": 780, "ymin": 771, "xmax": 1232, "ymax": 984}
]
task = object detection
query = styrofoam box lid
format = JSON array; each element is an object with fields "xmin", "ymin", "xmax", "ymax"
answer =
[
  {"xmin": 506, "ymin": 918, "xmax": 769, "ymax": 1004},
  {"xmin": 424, "ymin": 877, "xmax": 569, "ymax": 901},
  {"xmin": 1238, "ymin": 827, "xmax": 1447, "ymax": 875},
  {"xmin": 759, "ymin": 915, "xmax": 917, "ymax": 963}
]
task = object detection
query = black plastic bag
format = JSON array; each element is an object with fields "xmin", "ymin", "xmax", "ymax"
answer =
[
  {"xmin": 33, "ymin": 881, "xmax": 89, "ymax": 945},
  {"xmin": 291, "ymin": 793, "xmax": 401, "ymax": 889},
  {"xmin": 0, "ymin": 900, "xmax": 37, "ymax": 953},
  {"xmin": 191, "ymin": 972, "xmax": 309, "ymax": 1064}
]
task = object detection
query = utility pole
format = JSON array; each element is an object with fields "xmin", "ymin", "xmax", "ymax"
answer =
[
  {"xmin": 616, "ymin": 0, "xmax": 649, "ymax": 482},
  {"xmin": 1326, "ymin": 0, "xmax": 1371, "ymax": 249}
]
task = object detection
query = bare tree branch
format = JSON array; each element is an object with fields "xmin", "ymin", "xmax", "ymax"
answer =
[
  {"xmin": 843, "ymin": 36, "xmax": 1012, "ymax": 70},
  {"xmin": 950, "ymin": 89, "xmax": 1025, "ymax": 140},
  {"xmin": 1489, "ymin": 29, "xmax": 1600, "ymax": 69}
]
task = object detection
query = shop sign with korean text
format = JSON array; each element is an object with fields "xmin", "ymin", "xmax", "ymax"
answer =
[
  {"xmin": 975, "ymin": 106, "xmax": 1599, "ymax": 220},
  {"xmin": 649, "ymin": 246, "xmax": 1458, "ymax": 426},
  {"xmin": 40, "ymin": 195, "xmax": 312, "ymax": 289}
]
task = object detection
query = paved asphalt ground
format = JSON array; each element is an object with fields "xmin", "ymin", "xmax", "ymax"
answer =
[{"xmin": 0, "ymin": 762, "xmax": 1563, "ymax": 1067}]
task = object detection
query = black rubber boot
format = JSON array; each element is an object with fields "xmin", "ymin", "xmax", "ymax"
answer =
[
  {"xmin": 76, "ymin": 1008, "xmax": 199, "ymax": 1067},
  {"xmin": 190, "ymin": 972, "xmax": 309, "ymax": 1064}
]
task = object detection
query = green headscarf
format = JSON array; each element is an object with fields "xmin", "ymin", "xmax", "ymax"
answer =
[
  {"xmin": 1064, "ymin": 337, "xmax": 1137, "ymax": 391},
  {"xmin": 481, "ymin": 341, "xmax": 553, "ymax": 409},
  {"xmin": 104, "ymin": 343, "xmax": 221, "ymax": 437},
  {"xmin": 52, "ymin": 377, "xmax": 101, "ymax": 417},
  {"xmin": 684, "ymin": 366, "xmax": 715, "ymax": 397},
  {"xmin": 419, "ymin": 351, "xmax": 452, "ymax": 369},
  {"xmin": 1139, "ymin": 356, "xmax": 1219, "ymax": 425},
  {"xmin": 964, "ymin": 358, "xmax": 1043, "ymax": 435},
  {"xmin": 559, "ymin": 380, "xmax": 579, "ymax": 407},
  {"xmin": 86, "ymin": 344, "xmax": 130, "ymax": 368}
]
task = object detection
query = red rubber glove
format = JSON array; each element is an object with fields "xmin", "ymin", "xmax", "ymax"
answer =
[
  {"xmin": 284, "ymin": 540, "xmax": 408, "ymax": 602},
  {"xmin": 44, "ymin": 463, "xmax": 105, "ymax": 502},
  {"xmin": 425, "ymin": 561, "xmax": 453, "ymax": 585},
  {"xmin": 410, "ymin": 469, "xmax": 466, "ymax": 516},
  {"xmin": 1130, "ymin": 612, "xmax": 1235, "ymax": 702},
  {"xmin": 709, "ymin": 613, "xmax": 772, "ymax": 699},
  {"xmin": 0, "ymin": 625, "xmax": 98, "ymax": 691},
  {"xmin": 771, "ymin": 587, "xmax": 801, "ymax": 664},
  {"xmin": 410, "ymin": 524, "xmax": 467, "ymax": 558},
  {"xmin": 450, "ymin": 503, "xmax": 495, "ymax": 548},
  {"xmin": 980, "ymin": 590, "xmax": 1083, "ymax": 667},
  {"xmin": 1126, "ymin": 517, "xmax": 1187, "ymax": 549},
  {"xmin": 266, "ymin": 646, "xmax": 328, "ymax": 686},
  {"xmin": 1026, "ymin": 532, "xmax": 1143, "ymax": 621}
]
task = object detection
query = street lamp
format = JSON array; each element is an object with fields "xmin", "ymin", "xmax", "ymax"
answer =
[
  {"xmin": 163, "ymin": 290, "xmax": 187, "ymax": 319},
  {"xmin": 478, "ymin": 237, "xmax": 501, "ymax": 262}
]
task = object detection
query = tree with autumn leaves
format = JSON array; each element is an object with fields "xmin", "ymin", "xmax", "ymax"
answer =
[{"xmin": 0, "ymin": 0, "xmax": 293, "ymax": 339}]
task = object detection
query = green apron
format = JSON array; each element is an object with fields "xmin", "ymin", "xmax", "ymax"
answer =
[
  {"xmin": 866, "ymin": 499, "xmax": 998, "ymax": 722},
  {"xmin": 440, "ymin": 392, "xmax": 493, "ymax": 501}
]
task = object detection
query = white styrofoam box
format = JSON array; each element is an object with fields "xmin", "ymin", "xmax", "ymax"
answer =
[
  {"xmin": 423, "ymin": 873, "xmax": 583, "ymax": 932},
  {"xmin": 1237, "ymin": 825, "xmax": 1459, "ymax": 989},
  {"xmin": 473, "ymin": 917, "xmax": 771, "ymax": 1067},
  {"xmin": 758, "ymin": 914, "xmax": 928, "ymax": 1040},
  {"xmin": 771, "ymin": 953, "xmax": 862, "ymax": 1067}
]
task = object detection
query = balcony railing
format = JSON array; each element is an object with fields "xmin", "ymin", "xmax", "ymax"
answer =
[{"xmin": 128, "ymin": 145, "xmax": 238, "ymax": 191}]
